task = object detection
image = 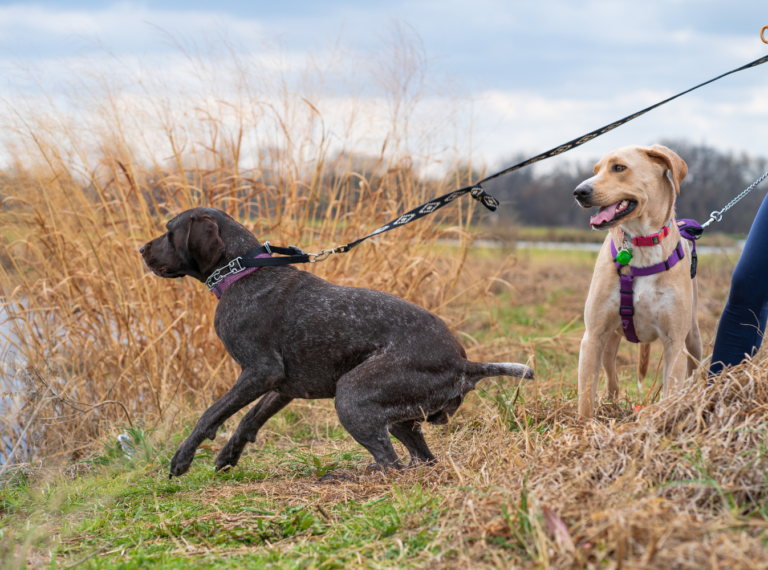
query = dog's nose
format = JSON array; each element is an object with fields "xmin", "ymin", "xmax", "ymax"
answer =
[
  {"xmin": 139, "ymin": 245, "xmax": 146, "ymax": 254},
  {"xmin": 573, "ymin": 183, "xmax": 593, "ymax": 200}
]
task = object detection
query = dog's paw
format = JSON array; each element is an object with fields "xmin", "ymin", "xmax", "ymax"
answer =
[
  {"xmin": 214, "ymin": 441, "xmax": 243, "ymax": 473},
  {"xmin": 407, "ymin": 457, "xmax": 437, "ymax": 468},
  {"xmin": 316, "ymin": 472, "xmax": 357, "ymax": 483},
  {"xmin": 169, "ymin": 443, "xmax": 197, "ymax": 477},
  {"xmin": 365, "ymin": 460, "xmax": 404, "ymax": 473}
]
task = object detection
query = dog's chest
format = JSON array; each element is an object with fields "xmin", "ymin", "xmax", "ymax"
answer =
[{"xmin": 625, "ymin": 275, "xmax": 688, "ymax": 340}]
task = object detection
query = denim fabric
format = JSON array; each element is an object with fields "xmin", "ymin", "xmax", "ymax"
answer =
[{"xmin": 710, "ymin": 194, "xmax": 768, "ymax": 374}]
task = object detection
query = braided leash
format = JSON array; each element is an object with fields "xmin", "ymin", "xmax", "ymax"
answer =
[
  {"xmin": 319, "ymin": 53, "xmax": 768, "ymax": 258},
  {"xmin": 204, "ymin": 53, "xmax": 768, "ymax": 285}
]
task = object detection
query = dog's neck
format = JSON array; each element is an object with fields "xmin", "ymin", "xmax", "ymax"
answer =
[
  {"xmin": 202, "ymin": 225, "xmax": 262, "ymax": 283},
  {"xmin": 610, "ymin": 208, "xmax": 680, "ymax": 269}
]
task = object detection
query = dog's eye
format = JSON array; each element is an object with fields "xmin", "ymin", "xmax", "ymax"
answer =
[
  {"xmin": 613, "ymin": 165, "xmax": 627, "ymax": 172},
  {"xmin": 167, "ymin": 231, "xmax": 174, "ymax": 242}
]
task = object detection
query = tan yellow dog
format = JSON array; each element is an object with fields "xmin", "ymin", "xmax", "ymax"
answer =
[{"xmin": 573, "ymin": 144, "xmax": 702, "ymax": 418}]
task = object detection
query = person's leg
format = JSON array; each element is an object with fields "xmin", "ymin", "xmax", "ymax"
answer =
[{"xmin": 710, "ymin": 195, "xmax": 768, "ymax": 375}]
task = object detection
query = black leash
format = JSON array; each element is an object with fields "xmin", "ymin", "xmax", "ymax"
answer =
[{"xmin": 207, "ymin": 53, "xmax": 768, "ymax": 284}]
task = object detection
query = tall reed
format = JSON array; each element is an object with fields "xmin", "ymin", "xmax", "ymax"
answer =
[{"xmin": 0, "ymin": 36, "xmax": 493, "ymax": 465}]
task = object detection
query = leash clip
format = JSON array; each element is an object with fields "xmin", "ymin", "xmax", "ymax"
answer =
[
  {"xmin": 702, "ymin": 210, "xmax": 723, "ymax": 228},
  {"xmin": 308, "ymin": 250, "xmax": 331, "ymax": 263},
  {"xmin": 762, "ymin": 26, "xmax": 768, "ymax": 44},
  {"xmin": 308, "ymin": 245, "xmax": 350, "ymax": 263}
]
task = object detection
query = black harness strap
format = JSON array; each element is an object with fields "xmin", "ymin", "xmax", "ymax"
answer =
[{"xmin": 240, "ymin": 244, "xmax": 311, "ymax": 267}]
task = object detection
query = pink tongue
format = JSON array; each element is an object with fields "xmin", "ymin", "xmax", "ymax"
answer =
[{"xmin": 590, "ymin": 202, "xmax": 620, "ymax": 226}]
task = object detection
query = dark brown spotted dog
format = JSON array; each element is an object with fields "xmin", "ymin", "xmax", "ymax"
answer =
[{"xmin": 141, "ymin": 208, "xmax": 533, "ymax": 477}]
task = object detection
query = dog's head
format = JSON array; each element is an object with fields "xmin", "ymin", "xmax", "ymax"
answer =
[
  {"xmin": 140, "ymin": 208, "xmax": 257, "ymax": 282},
  {"xmin": 573, "ymin": 145, "xmax": 688, "ymax": 230}
]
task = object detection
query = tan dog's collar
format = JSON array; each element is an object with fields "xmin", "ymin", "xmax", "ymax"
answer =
[{"xmin": 624, "ymin": 220, "xmax": 674, "ymax": 247}]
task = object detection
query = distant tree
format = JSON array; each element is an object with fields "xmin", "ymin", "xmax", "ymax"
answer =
[{"xmin": 663, "ymin": 140, "xmax": 767, "ymax": 234}]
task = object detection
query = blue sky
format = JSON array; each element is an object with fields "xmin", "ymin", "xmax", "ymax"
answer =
[{"xmin": 0, "ymin": 1, "xmax": 766, "ymax": 169}]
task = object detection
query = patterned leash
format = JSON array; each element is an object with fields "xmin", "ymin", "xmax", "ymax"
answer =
[
  {"xmin": 213, "ymin": 52, "xmax": 768, "ymax": 273},
  {"xmin": 312, "ymin": 53, "xmax": 768, "ymax": 260},
  {"xmin": 702, "ymin": 171, "xmax": 768, "ymax": 229}
]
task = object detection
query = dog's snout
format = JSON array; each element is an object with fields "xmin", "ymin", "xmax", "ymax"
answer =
[
  {"xmin": 140, "ymin": 244, "xmax": 147, "ymax": 254},
  {"xmin": 573, "ymin": 183, "xmax": 593, "ymax": 200}
]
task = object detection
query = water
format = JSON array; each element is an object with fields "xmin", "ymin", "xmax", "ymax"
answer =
[{"xmin": 439, "ymin": 239, "xmax": 746, "ymax": 256}]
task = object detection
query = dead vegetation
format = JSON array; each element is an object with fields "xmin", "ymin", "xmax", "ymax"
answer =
[
  {"xmin": 0, "ymin": 34, "xmax": 488, "ymax": 467},
  {"xmin": 135, "ymin": 347, "xmax": 768, "ymax": 569}
]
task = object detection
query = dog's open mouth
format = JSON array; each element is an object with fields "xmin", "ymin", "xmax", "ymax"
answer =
[{"xmin": 589, "ymin": 199, "xmax": 637, "ymax": 229}]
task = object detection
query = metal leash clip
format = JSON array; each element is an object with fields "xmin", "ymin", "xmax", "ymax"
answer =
[
  {"xmin": 206, "ymin": 257, "xmax": 245, "ymax": 290},
  {"xmin": 308, "ymin": 246, "xmax": 347, "ymax": 263}
]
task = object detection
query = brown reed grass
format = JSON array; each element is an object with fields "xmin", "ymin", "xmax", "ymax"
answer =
[{"xmin": 0, "ymin": 39, "xmax": 492, "ymax": 467}]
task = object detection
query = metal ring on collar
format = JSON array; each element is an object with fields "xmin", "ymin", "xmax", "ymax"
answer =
[{"xmin": 762, "ymin": 26, "xmax": 768, "ymax": 44}]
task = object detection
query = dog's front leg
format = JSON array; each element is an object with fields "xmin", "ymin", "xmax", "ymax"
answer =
[
  {"xmin": 170, "ymin": 367, "xmax": 274, "ymax": 477},
  {"xmin": 661, "ymin": 337, "xmax": 688, "ymax": 398},
  {"xmin": 214, "ymin": 391, "xmax": 293, "ymax": 472},
  {"xmin": 578, "ymin": 329, "xmax": 610, "ymax": 418},
  {"xmin": 601, "ymin": 332, "xmax": 622, "ymax": 401}
]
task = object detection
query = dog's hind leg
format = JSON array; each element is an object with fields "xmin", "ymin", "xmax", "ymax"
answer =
[
  {"xmin": 335, "ymin": 397, "xmax": 402, "ymax": 471},
  {"xmin": 215, "ymin": 391, "xmax": 293, "ymax": 473},
  {"xmin": 661, "ymin": 338, "xmax": 688, "ymax": 397},
  {"xmin": 637, "ymin": 343, "xmax": 651, "ymax": 391},
  {"xmin": 333, "ymin": 363, "xmax": 406, "ymax": 471},
  {"xmin": 685, "ymin": 278, "xmax": 703, "ymax": 376},
  {"xmin": 601, "ymin": 331, "xmax": 622, "ymax": 401},
  {"xmin": 388, "ymin": 419, "xmax": 436, "ymax": 466}
]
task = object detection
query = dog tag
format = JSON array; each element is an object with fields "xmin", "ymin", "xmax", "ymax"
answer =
[{"xmin": 616, "ymin": 248, "xmax": 633, "ymax": 266}]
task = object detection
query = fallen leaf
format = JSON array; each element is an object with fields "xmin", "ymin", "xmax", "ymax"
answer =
[{"xmin": 542, "ymin": 506, "xmax": 575, "ymax": 554}]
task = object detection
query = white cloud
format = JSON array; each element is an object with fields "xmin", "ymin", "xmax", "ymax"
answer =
[{"xmin": 0, "ymin": 0, "xmax": 766, "ymax": 176}]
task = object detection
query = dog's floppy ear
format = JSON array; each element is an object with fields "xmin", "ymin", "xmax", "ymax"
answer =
[
  {"xmin": 645, "ymin": 144, "xmax": 688, "ymax": 195},
  {"xmin": 186, "ymin": 214, "xmax": 224, "ymax": 274}
]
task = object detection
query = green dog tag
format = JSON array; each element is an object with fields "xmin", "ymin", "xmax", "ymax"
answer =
[{"xmin": 616, "ymin": 249, "xmax": 633, "ymax": 266}]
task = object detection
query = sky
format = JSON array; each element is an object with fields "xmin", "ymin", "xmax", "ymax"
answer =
[{"xmin": 0, "ymin": 0, "xmax": 766, "ymax": 172}]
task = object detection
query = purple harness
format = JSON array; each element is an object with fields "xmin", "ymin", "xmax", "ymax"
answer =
[{"xmin": 611, "ymin": 219, "xmax": 702, "ymax": 343}]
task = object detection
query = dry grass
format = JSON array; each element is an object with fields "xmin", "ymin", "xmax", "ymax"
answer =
[{"xmin": 0, "ymin": 37, "xmax": 488, "ymax": 467}]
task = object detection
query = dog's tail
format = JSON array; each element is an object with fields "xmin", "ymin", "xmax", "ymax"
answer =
[
  {"xmin": 637, "ymin": 343, "xmax": 651, "ymax": 389},
  {"xmin": 465, "ymin": 361, "xmax": 535, "ymax": 382}
]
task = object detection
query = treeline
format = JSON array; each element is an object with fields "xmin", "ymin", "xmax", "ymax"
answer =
[{"xmin": 482, "ymin": 140, "xmax": 768, "ymax": 234}]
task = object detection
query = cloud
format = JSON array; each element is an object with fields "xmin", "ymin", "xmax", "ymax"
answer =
[{"xmin": 0, "ymin": 0, "xmax": 765, "ymax": 173}]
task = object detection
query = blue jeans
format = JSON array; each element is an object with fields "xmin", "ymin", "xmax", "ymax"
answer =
[{"xmin": 710, "ymin": 194, "xmax": 768, "ymax": 374}]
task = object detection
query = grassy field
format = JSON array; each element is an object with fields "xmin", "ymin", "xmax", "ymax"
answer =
[
  {"xmin": 4, "ymin": 246, "xmax": 767, "ymax": 569},
  {"xmin": 0, "ymin": 46, "xmax": 765, "ymax": 568}
]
